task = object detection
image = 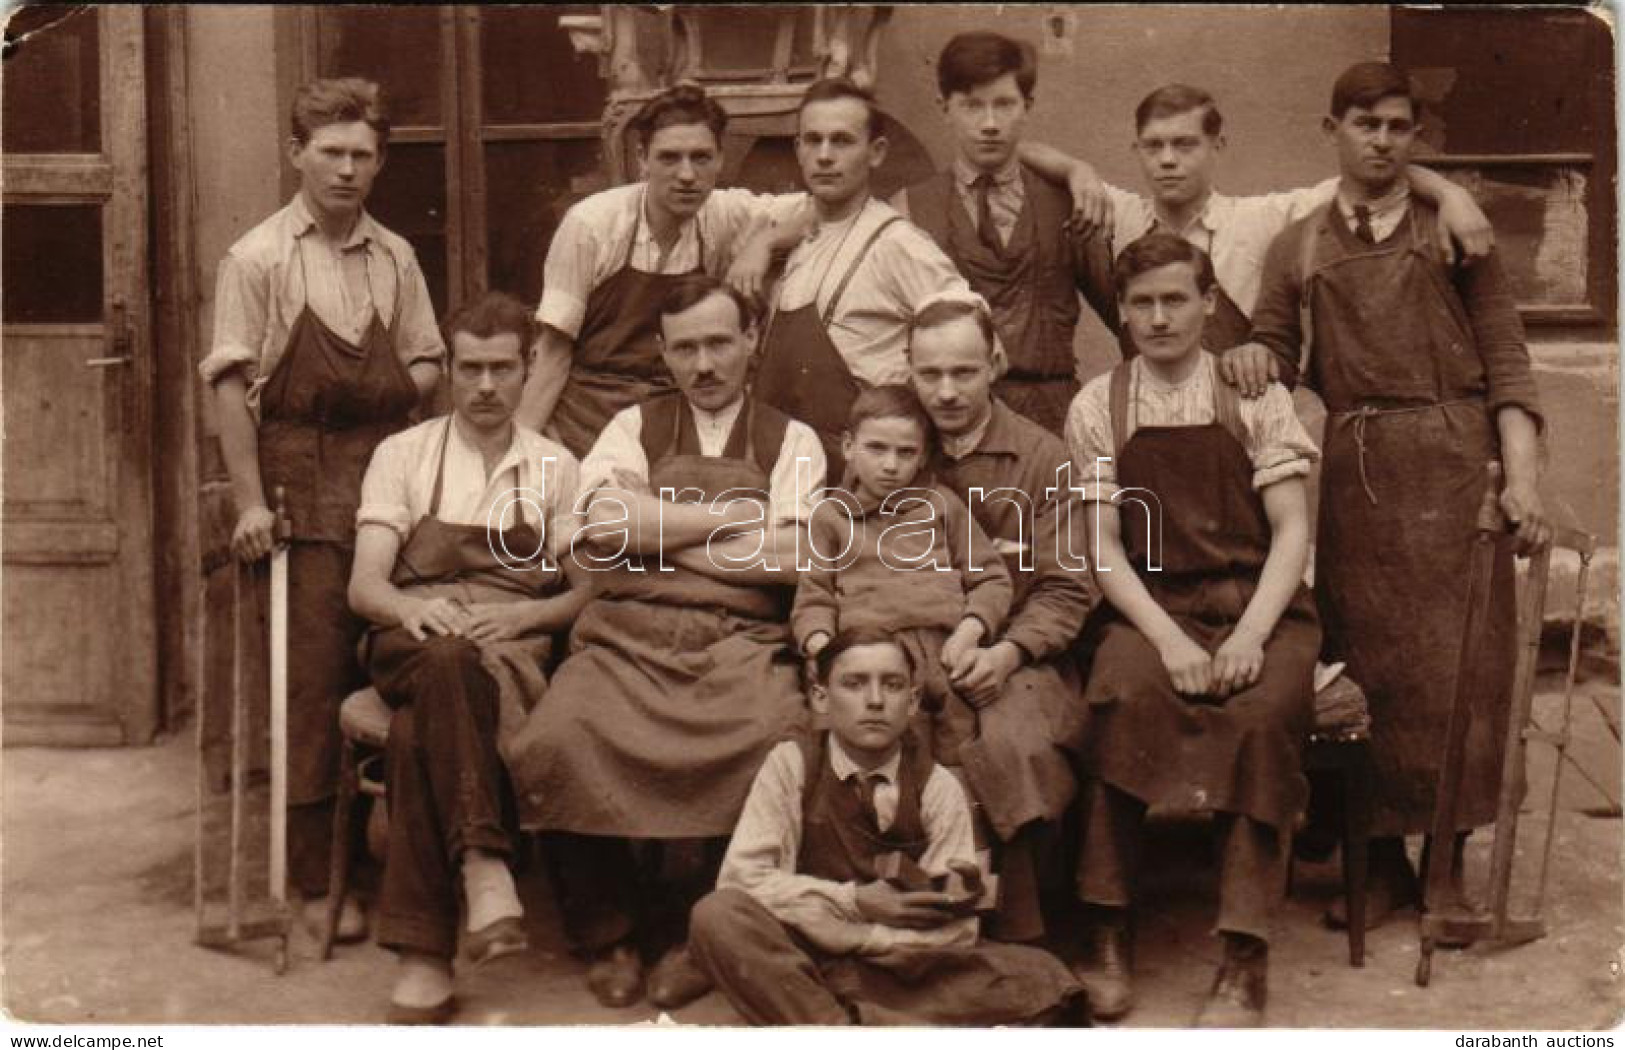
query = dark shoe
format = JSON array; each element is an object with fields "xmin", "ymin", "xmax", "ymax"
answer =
[
  {"xmin": 586, "ymin": 942, "xmax": 645, "ymax": 1009},
  {"xmin": 1194, "ymin": 934, "xmax": 1267, "ymax": 1028},
  {"xmin": 647, "ymin": 943, "xmax": 713, "ymax": 1010},
  {"xmin": 463, "ymin": 915, "xmax": 529, "ymax": 970},
  {"xmin": 385, "ymin": 995, "xmax": 457, "ymax": 1026},
  {"xmin": 1069, "ymin": 912, "xmax": 1132, "ymax": 1022}
]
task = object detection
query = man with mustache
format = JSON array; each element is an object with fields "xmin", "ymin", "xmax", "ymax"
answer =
[{"xmin": 508, "ymin": 276, "xmax": 824, "ymax": 1011}]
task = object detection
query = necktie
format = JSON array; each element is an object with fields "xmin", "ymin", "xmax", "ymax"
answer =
[
  {"xmin": 855, "ymin": 772, "xmax": 888, "ymax": 830},
  {"xmin": 1353, "ymin": 203, "xmax": 1376, "ymax": 245},
  {"xmin": 974, "ymin": 173, "xmax": 1005, "ymax": 258}
]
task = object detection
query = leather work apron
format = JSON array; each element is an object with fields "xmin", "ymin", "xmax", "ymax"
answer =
[
  {"xmin": 1300, "ymin": 205, "xmax": 1515, "ymax": 837},
  {"xmin": 508, "ymin": 395, "xmax": 807, "ymax": 838},
  {"xmin": 755, "ymin": 213, "xmax": 903, "ymax": 478},
  {"xmin": 257, "ymin": 243, "xmax": 418, "ymax": 805},
  {"xmin": 1080, "ymin": 355, "xmax": 1320, "ymax": 832},
  {"xmin": 550, "ymin": 193, "xmax": 704, "ymax": 458}
]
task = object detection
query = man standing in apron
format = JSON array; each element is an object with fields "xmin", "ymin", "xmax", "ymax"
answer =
[
  {"xmin": 1241, "ymin": 63, "xmax": 1549, "ymax": 932},
  {"xmin": 755, "ymin": 78, "xmax": 984, "ymax": 476},
  {"xmin": 1065, "ymin": 234, "xmax": 1322, "ymax": 1026},
  {"xmin": 519, "ymin": 84, "xmax": 802, "ymax": 458},
  {"xmin": 893, "ymin": 32, "xmax": 1119, "ymax": 435},
  {"xmin": 199, "ymin": 78, "xmax": 445, "ymax": 939},
  {"xmin": 907, "ymin": 293, "xmax": 1095, "ymax": 946},
  {"xmin": 1020, "ymin": 83, "xmax": 1496, "ymax": 362},
  {"xmin": 507, "ymin": 277, "xmax": 824, "ymax": 1011},
  {"xmin": 348, "ymin": 292, "xmax": 590, "ymax": 1024}
]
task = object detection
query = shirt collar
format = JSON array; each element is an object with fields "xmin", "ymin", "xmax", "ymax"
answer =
[
  {"xmin": 953, "ymin": 155, "xmax": 1022, "ymax": 191},
  {"xmin": 688, "ymin": 394, "xmax": 745, "ymax": 433},
  {"xmin": 636, "ymin": 185, "xmax": 702, "ymax": 252},
  {"xmin": 1153, "ymin": 190, "xmax": 1230, "ymax": 242},
  {"xmin": 448, "ymin": 413, "xmax": 525, "ymax": 481},
  {"xmin": 290, "ymin": 193, "xmax": 376, "ymax": 251},
  {"xmin": 828, "ymin": 734, "xmax": 903, "ymax": 785},
  {"xmin": 939, "ymin": 402, "xmax": 998, "ymax": 461},
  {"xmin": 1335, "ymin": 181, "xmax": 1411, "ymax": 224}
]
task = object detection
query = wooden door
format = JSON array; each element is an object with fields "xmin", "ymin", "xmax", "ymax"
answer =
[{"xmin": 2, "ymin": 6, "xmax": 156, "ymax": 745}]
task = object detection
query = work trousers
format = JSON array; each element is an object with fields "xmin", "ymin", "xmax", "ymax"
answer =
[
  {"xmin": 539, "ymin": 832, "xmax": 726, "ymax": 956},
  {"xmin": 369, "ymin": 630, "xmax": 515, "ymax": 960},
  {"xmin": 1075, "ymin": 780, "xmax": 1288, "ymax": 942}
]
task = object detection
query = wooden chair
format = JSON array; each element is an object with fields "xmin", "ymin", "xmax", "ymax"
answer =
[
  {"xmin": 1300, "ymin": 670, "xmax": 1374, "ymax": 967},
  {"xmin": 318, "ymin": 686, "xmax": 393, "ymax": 960}
]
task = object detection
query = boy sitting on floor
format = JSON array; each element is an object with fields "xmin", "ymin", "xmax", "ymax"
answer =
[
  {"xmin": 688, "ymin": 628, "xmax": 1086, "ymax": 1025},
  {"xmin": 792, "ymin": 384, "xmax": 1012, "ymax": 769}
]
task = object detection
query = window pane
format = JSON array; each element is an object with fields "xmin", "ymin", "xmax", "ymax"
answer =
[
  {"xmin": 484, "ymin": 140, "xmax": 606, "ymax": 305},
  {"xmin": 364, "ymin": 145, "xmax": 448, "ymax": 317},
  {"xmin": 317, "ymin": 8, "xmax": 443, "ymax": 127},
  {"xmin": 2, "ymin": 205, "xmax": 103, "ymax": 323},
  {"xmin": 480, "ymin": 6, "xmax": 606, "ymax": 125},
  {"xmin": 686, "ymin": 6, "xmax": 817, "ymax": 76},
  {"xmin": 2, "ymin": 6, "xmax": 99, "ymax": 153}
]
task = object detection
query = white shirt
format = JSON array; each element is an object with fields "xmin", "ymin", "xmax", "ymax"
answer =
[
  {"xmin": 1336, "ymin": 182, "xmax": 1413, "ymax": 244},
  {"xmin": 357, "ymin": 415, "xmax": 582, "ymax": 556},
  {"xmin": 716, "ymin": 738, "xmax": 979, "ymax": 956},
  {"xmin": 537, "ymin": 183, "xmax": 801, "ymax": 340},
  {"xmin": 773, "ymin": 198, "xmax": 977, "ymax": 387},
  {"xmin": 579, "ymin": 397, "xmax": 827, "ymax": 526},
  {"xmin": 1102, "ymin": 180, "xmax": 1339, "ymax": 316},
  {"xmin": 1065, "ymin": 354, "xmax": 1319, "ymax": 502}
]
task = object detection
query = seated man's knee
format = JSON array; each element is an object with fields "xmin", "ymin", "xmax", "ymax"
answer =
[
  {"xmin": 690, "ymin": 888, "xmax": 757, "ymax": 953},
  {"xmin": 416, "ymin": 635, "xmax": 484, "ymax": 680}
]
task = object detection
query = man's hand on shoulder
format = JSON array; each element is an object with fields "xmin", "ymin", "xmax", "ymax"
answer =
[
  {"xmin": 1434, "ymin": 183, "xmax": 1495, "ymax": 267},
  {"xmin": 1218, "ymin": 342, "xmax": 1281, "ymax": 400},
  {"xmin": 951, "ymin": 641, "xmax": 1023, "ymax": 709}
]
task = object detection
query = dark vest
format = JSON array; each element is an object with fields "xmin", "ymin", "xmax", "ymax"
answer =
[
  {"xmin": 794, "ymin": 730, "xmax": 934, "ymax": 884},
  {"xmin": 907, "ymin": 167, "xmax": 1080, "ymax": 381}
]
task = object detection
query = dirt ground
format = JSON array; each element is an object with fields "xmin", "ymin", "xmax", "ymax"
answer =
[{"xmin": 3, "ymin": 672, "xmax": 1621, "ymax": 1029}]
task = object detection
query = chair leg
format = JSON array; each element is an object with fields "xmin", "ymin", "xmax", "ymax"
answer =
[
  {"xmin": 320, "ymin": 738, "xmax": 360, "ymax": 961},
  {"xmin": 1342, "ymin": 746, "xmax": 1373, "ymax": 967}
]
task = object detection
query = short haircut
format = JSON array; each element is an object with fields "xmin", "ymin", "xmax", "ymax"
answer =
[
  {"xmin": 1113, "ymin": 232, "xmax": 1217, "ymax": 298},
  {"xmin": 845, "ymin": 383, "xmax": 935, "ymax": 446},
  {"xmin": 657, "ymin": 274, "xmax": 757, "ymax": 334},
  {"xmin": 291, "ymin": 77, "xmax": 389, "ymax": 147},
  {"xmin": 1330, "ymin": 62, "xmax": 1417, "ymax": 120},
  {"xmin": 937, "ymin": 31, "xmax": 1037, "ymax": 100},
  {"xmin": 814, "ymin": 626, "xmax": 917, "ymax": 685},
  {"xmin": 443, "ymin": 291, "xmax": 536, "ymax": 362},
  {"xmin": 907, "ymin": 297, "xmax": 997, "ymax": 358},
  {"xmin": 629, "ymin": 82, "xmax": 728, "ymax": 150},
  {"xmin": 799, "ymin": 77, "xmax": 885, "ymax": 141},
  {"xmin": 1134, "ymin": 83, "xmax": 1222, "ymax": 138}
]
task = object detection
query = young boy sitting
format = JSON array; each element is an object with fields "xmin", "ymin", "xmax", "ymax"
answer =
[
  {"xmin": 1063, "ymin": 232, "xmax": 1322, "ymax": 1027},
  {"xmin": 687, "ymin": 628, "xmax": 1085, "ymax": 1025},
  {"xmin": 791, "ymin": 384, "xmax": 1012, "ymax": 767}
]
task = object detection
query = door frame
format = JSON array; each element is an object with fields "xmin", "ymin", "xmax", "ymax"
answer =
[{"xmin": 3, "ymin": 5, "xmax": 157, "ymax": 744}]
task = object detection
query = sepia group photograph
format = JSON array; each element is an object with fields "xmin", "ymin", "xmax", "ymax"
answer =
[{"xmin": 0, "ymin": 2, "xmax": 1619, "ymax": 1039}]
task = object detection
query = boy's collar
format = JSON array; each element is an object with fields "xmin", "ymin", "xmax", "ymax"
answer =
[{"xmin": 827, "ymin": 731, "xmax": 904, "ymax": 781}]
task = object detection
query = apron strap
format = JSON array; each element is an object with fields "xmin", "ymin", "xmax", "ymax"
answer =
[
  {"xmin": 427, "ymin": 416, "xmax": 454, "ymax": 518},
  {"xmin": 626, "ymin": 187, "xmax": 704, "ymax": 274},
  {"xmin": 1107, "ymin": 358, "xmax": 1134, "ymax": 460},
  {"xmin": 821, "ymin": 215, "xmax": 904, "ymax": 328}
]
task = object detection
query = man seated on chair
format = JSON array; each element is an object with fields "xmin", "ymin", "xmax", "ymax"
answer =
[
  {"xmin": 348, "ymin": 291, "xmax": 591, "ymax": 1024},
  {"xmin": 1063, "ymin": 233, "xmax": 1321, "ymax": 1027},
  {"xmin": 504, "ymin": 274, "xmax": 823, "ymax": 1011}
]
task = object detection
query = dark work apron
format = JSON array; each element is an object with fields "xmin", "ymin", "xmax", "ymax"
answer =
[
  {"xmin": 1080, "ymin": 355, "xmax": 1320, "ymax": 831},
  {"xmin": 1301, "ymin": 204, "xmax": 1515, "ymax": 837},
  {"xmin": 257, "ymin": 241, "xmax": 418, "ymax": 804},
  {"xmin": 389, "ymin": 417, "xmax": 561, "ymax": 604},
  {"xmin": 550, "ymin": 194, "xmax": 703, "ymax": 458},
  {"xmin": 755, "ymin": 210, "xmax": 903, "ymax": 478}
]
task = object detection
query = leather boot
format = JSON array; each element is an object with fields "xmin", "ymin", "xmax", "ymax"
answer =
[
  {"xmin": 1069, "ymin": 907, "xmax": 1132, "ymax": 1022},
  {"xmin": 586, "ymin": 942, "xmax": 645, "ymax": 1009},
  {"xmin": 1195, "ymin": 932, "xmax": 1267, "ymax": 1028}
]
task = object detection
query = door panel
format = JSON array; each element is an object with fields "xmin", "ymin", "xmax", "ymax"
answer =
[{"xmin": 2, "ymin": 6, "xmax": 155, "ymax": 745}]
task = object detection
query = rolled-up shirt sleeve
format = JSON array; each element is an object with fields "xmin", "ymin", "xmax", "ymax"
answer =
[
  {"xmin": 538, "ymin": 447, "xmax": 584, "ymax": 557},
  {"xmin": 1240, "ymin": 384, "xmax": 1319, "ymax": 490},
  {"xmin": 200, "ymin": 250, "xmax": 268, "ymax": 386},
  {"xmin": 1063, "ymin": 378, "xmax": 1119, "ymax": 503},
  {"xmin": 394, "ymin": 251, "xmax": 446, "ymax": 369},
  {"xmin": 356, "ymin": 433, "xmax": 413, "ymax": 539},
  {"xmin": 537, "ymin": 206, "xmax": 599, "ymax": 340}
]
